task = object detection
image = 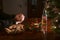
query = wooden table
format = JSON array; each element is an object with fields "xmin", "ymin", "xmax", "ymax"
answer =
[{"xmin": 0, "ymin": 31, "xmax": 58, "ymax": 40}]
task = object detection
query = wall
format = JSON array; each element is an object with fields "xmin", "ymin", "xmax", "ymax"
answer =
[
  {"xmin": 0, "ymin": 0, "xmax": 2, "ymax": 9},
  {"xmin": 3, "ymin": 0, "xmax": 27, "ymax": 17}
]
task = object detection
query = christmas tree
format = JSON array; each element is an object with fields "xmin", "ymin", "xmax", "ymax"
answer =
[{"xmin": 45, "ymin": 0, "xmax": 60, "ymax": 32}]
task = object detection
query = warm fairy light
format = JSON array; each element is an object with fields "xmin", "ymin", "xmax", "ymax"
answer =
[
  {"xmin": 34, "ymin": 23, "xmax": 39, "ymax": 25},
  {"xmin": 55, "ymin": 20, "xmax": 58, "ymax": 22}
]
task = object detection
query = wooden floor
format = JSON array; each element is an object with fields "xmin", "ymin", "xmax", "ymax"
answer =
[{"xmin": 0, "ymin": 31, "xmax": 60, "ymax": 40}]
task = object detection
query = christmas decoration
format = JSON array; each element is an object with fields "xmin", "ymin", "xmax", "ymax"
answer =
[
  {"xmin": 41, "ymin": 11, "xmax": 47, "ymax": 34},
  {"xmin": 45, "ymin": 0, "xmax": 60, "ymax": 32},
  {"xmin": 15, "ymin": 13, "xmax": 25, "ymax": 24},
  {"xmin": 25, "ymin": 18, "xmax": 41, "ymax": 32},
  {"xmin": 5, "ymin": 24, "xmax": 24, "ymax": 34},
  {"xmin": 5, "ymin": 13, "xmax": 25, "ymax": 34}
]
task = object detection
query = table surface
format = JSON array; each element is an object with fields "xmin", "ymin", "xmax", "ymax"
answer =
[{"xmin": 0, "ymin": 31, "xmax": 59, "ymax": 40}]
